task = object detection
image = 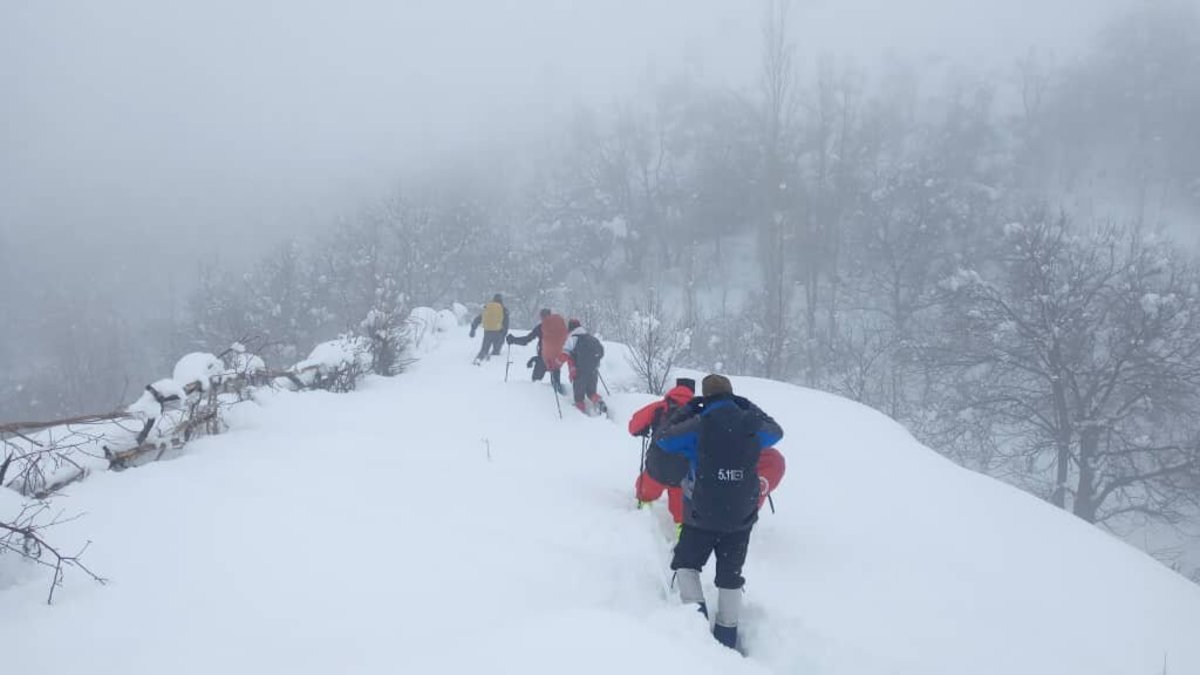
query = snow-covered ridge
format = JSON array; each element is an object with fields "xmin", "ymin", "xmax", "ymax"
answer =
[{"xmin": 2, "ymin": 328, "xmax": 1198, "ymax": 674}]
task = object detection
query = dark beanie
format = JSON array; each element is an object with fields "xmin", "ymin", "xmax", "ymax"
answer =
[
  {"xmin": 568, "ymin": 318, "xmax": 581, "ymax": 330},
  {"xmin": 539, "ymin": 308, "xmax": 551, "ymax": 318},
  {"xmin": 702, "ymin": 374, "xmax": 733, "ymax": 397},
  {"xmin": 675, "ymin": 377, "xmax": 696, "ymax": 392},
  {"xmin": 493, "ymin": 293, "xmax": 503, "ymax": 303}
]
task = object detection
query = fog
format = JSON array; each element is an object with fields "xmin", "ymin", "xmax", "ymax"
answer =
[{"xmin": 3, "ymin": 0, "xmax": 1124, "ymax": 273}]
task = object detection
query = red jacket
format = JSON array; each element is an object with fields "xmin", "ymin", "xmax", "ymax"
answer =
[
  {"xmin": 628, "ymin": 385, "xmax": 696, "ymax": 436},
  {"xmin": 540, "ymin": 314, "xmax": 568, "ymax": 366}
]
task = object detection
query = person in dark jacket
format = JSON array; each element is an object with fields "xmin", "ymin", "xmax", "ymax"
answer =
[
  {"xmin": 470, "ymin": 294, "xmax": 509, "ymax": 363},
  {"xmin": 630, "ymin": 377, "xmax": 788, "ymax": 540},
  {"xmin": 505, "ymin": 308, "xmax": 566, "ymax": 394},
  {"xmin": 656, "ymin": 374, "xmax": 784, "ymax": 651},
  {"xmin": 562, "ymin": 318, "xmax": 606, "ymax": 416}
]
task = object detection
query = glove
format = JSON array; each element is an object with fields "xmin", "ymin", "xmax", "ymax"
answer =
[
  {"xmin": 526, "ymin": 356, "xmax": 537, "ymax": 369},
  {"xmin": 568, "ymin": 364, "xmax": 578, "ymax": 382},
  {"xmin": 505, "ymin": 334, "xmax": 514, "ymax": 344},
  {"xmin": 469, "ymin": 329, "xmax": 476, "ymax": 338}
]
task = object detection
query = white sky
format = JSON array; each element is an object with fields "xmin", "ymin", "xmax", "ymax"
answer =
[{"xmin": 0, "ymin": 0, "xmax": 1131, "ymax": 270}]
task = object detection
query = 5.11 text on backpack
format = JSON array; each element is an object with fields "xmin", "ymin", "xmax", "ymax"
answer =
[{"xmin": 717, "ymin": 468, "xmax": 745, "ymax": 482}]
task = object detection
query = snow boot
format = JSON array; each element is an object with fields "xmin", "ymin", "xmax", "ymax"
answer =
[
  {"xmin": 713, "ymin": 587, "xmax": 742, "ymax": 650},
  {"xmin": 575, "ymin": 401, "xmax": 588, "ymax": 414},
  {"xmin": 713, "ymin": 624, "xmax": 737, "ymax": 650},
  {"xmin": 590, "ymin": 394, "xmax": 607, "ymax": 416}
]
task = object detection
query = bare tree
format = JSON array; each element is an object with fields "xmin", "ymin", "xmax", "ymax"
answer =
[
  {"xmin": 619, "ymin": 293, "xmax": 691, "ymax": 396},
  {"xmin": 938, "ymin": 212, "xmax": 1200, "ymax": 524},
  {"xmin": 758, "ymin": 0, "xmax": 799, "ymax": 380}
]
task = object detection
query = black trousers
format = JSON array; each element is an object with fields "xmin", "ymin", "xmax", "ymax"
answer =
[
  {"xmin": 532, "ymin": 356, "xmax": 563, "ymax": 391},
  {"xmin": 475, "ymin": 331, "xmax": 505, "ymax": 360},
  {"xmin": 572, "ymin": 367, "xmax": 599, "ymax": 404},
  {"xmin": 671, "ymin": 524, "xmax": 752, "ymax": 590}
]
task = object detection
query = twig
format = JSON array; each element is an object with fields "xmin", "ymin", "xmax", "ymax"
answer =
[{"xmin": 0, "ymin": 505, "xmax": 107, "ymax": 604}]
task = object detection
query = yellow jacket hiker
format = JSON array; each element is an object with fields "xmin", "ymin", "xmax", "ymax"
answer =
[
  {"xmin": 469, "ymin": 293, "xmax": 510, "ymax": 363},
  {"xmin": 481, "ymin": 302, "xmax": 505, "ymax": 331}
]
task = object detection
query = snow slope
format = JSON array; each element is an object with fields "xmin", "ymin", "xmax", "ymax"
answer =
[{"xmin": 2, "ymin": 330, "xmax": 1199, "ymax": 675}]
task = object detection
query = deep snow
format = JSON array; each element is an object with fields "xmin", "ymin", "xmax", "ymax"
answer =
[{"xmin": 2, "ymin": 329, "xmax": 1199, "ymax": 675}]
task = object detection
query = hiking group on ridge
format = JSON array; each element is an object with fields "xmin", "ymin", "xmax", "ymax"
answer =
[
  {"xmin": 470, "ymin": 295, "xmax": 787, "ymax": 652},
  {"xmin": 496, "ymin": 304, "xmax": 608, "ymax": 417}
]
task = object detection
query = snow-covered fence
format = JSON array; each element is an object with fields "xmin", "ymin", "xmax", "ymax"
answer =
[
  {"xmin": 0, "ymin": 305, "xmax": 456, "ymax": 499},
  {"xmin": 1, "ymin": 335, "xmax": 386, "ymax": 499}
]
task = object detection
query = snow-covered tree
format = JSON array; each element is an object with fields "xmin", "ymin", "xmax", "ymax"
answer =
[{"xmin": 936, "ymin": 213, "xmax": 1200, "ymax": 524}]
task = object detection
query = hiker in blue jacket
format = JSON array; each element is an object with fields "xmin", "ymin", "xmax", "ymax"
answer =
[{"xmin": 656, "ymin": 373, "xmax": 784, "ymax": 651}]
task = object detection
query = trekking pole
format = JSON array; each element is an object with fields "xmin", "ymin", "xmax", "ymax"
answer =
[
  {"xmin": 767, "ymin": 493, "xmax": 776, "ymax": 514},
  {"xmin": 504, "ymin": 342, "xmax": 512, "ymax": 382},
  {"xmin": 552, "ymin": 378, "xmax": 563, "ymax": 419},
  {"xmin": 598, "ymin": 371, "xmax": 611, "ymax": 396}
]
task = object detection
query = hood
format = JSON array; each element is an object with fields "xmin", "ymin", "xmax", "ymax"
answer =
[{"xmin": 665, "ymin": 385, "xmax": 695, "ymax": 406}]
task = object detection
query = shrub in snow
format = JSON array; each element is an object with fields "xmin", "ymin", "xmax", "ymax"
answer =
[
  {"xmin": 619, "ymin": 302, "xmax": 691, "ymax": 395},
  {"xmin": 360, "ymin": 308, "xmax": 411, "ymax": 377},
  {"xmin": 292, "ymin": 335, "xmax": 373, "ymax": 392},
  {"xmin": 223, "ymin": 342, "xmax": 267, "ymax": 378},
  {"xmin": 407, "ymin": 306, "xmax": 455, "ymax": 354},
  {"xmin": 451, "ymin": 302, "xmax": 470, "ymax": 324}
]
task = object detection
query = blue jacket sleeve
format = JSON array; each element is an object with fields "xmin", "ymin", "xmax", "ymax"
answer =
[
  {"xmin": 655, "ymin": 413, "xmax": 702, "ymax": 464},
  {"xmin": 754, "ymin": 411, "xmax": 784, "ymax": 449}
]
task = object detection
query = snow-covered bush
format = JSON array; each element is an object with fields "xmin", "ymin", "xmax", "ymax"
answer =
[
  {"xmin": 291, "ymin": 335, "xmax": 373, "ymax": 393},
  {"xmin": 408, "ymin": 306, "xmax": 458, "ymax": 354},
  {"xmin": 223, "ymin": 342, "xmax": 267, "ymax": 378},
  {"xmin": 360, "ymin": 307, "xmax": 411, "ymax": 377},
  {"xmin": 618, "ymin": 300, "xmax": 691, "ymax": 396}
]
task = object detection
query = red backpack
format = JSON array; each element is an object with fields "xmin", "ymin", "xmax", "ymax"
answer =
[{"xmin": 540, "ymin": 314, "xmax": 568, "ymax": 364}]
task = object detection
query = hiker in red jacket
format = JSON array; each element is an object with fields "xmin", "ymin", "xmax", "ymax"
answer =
[
  {"xmin": 628, "ymin": 377, "xmax": 787, "ymax": 534},
  {"xmin": 629, "ymin": 378, "xmax": 697, "ymax": 523},
  {"xmin": 507, "ymin": 309, "xmax": 568, "ymax": 395}
]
